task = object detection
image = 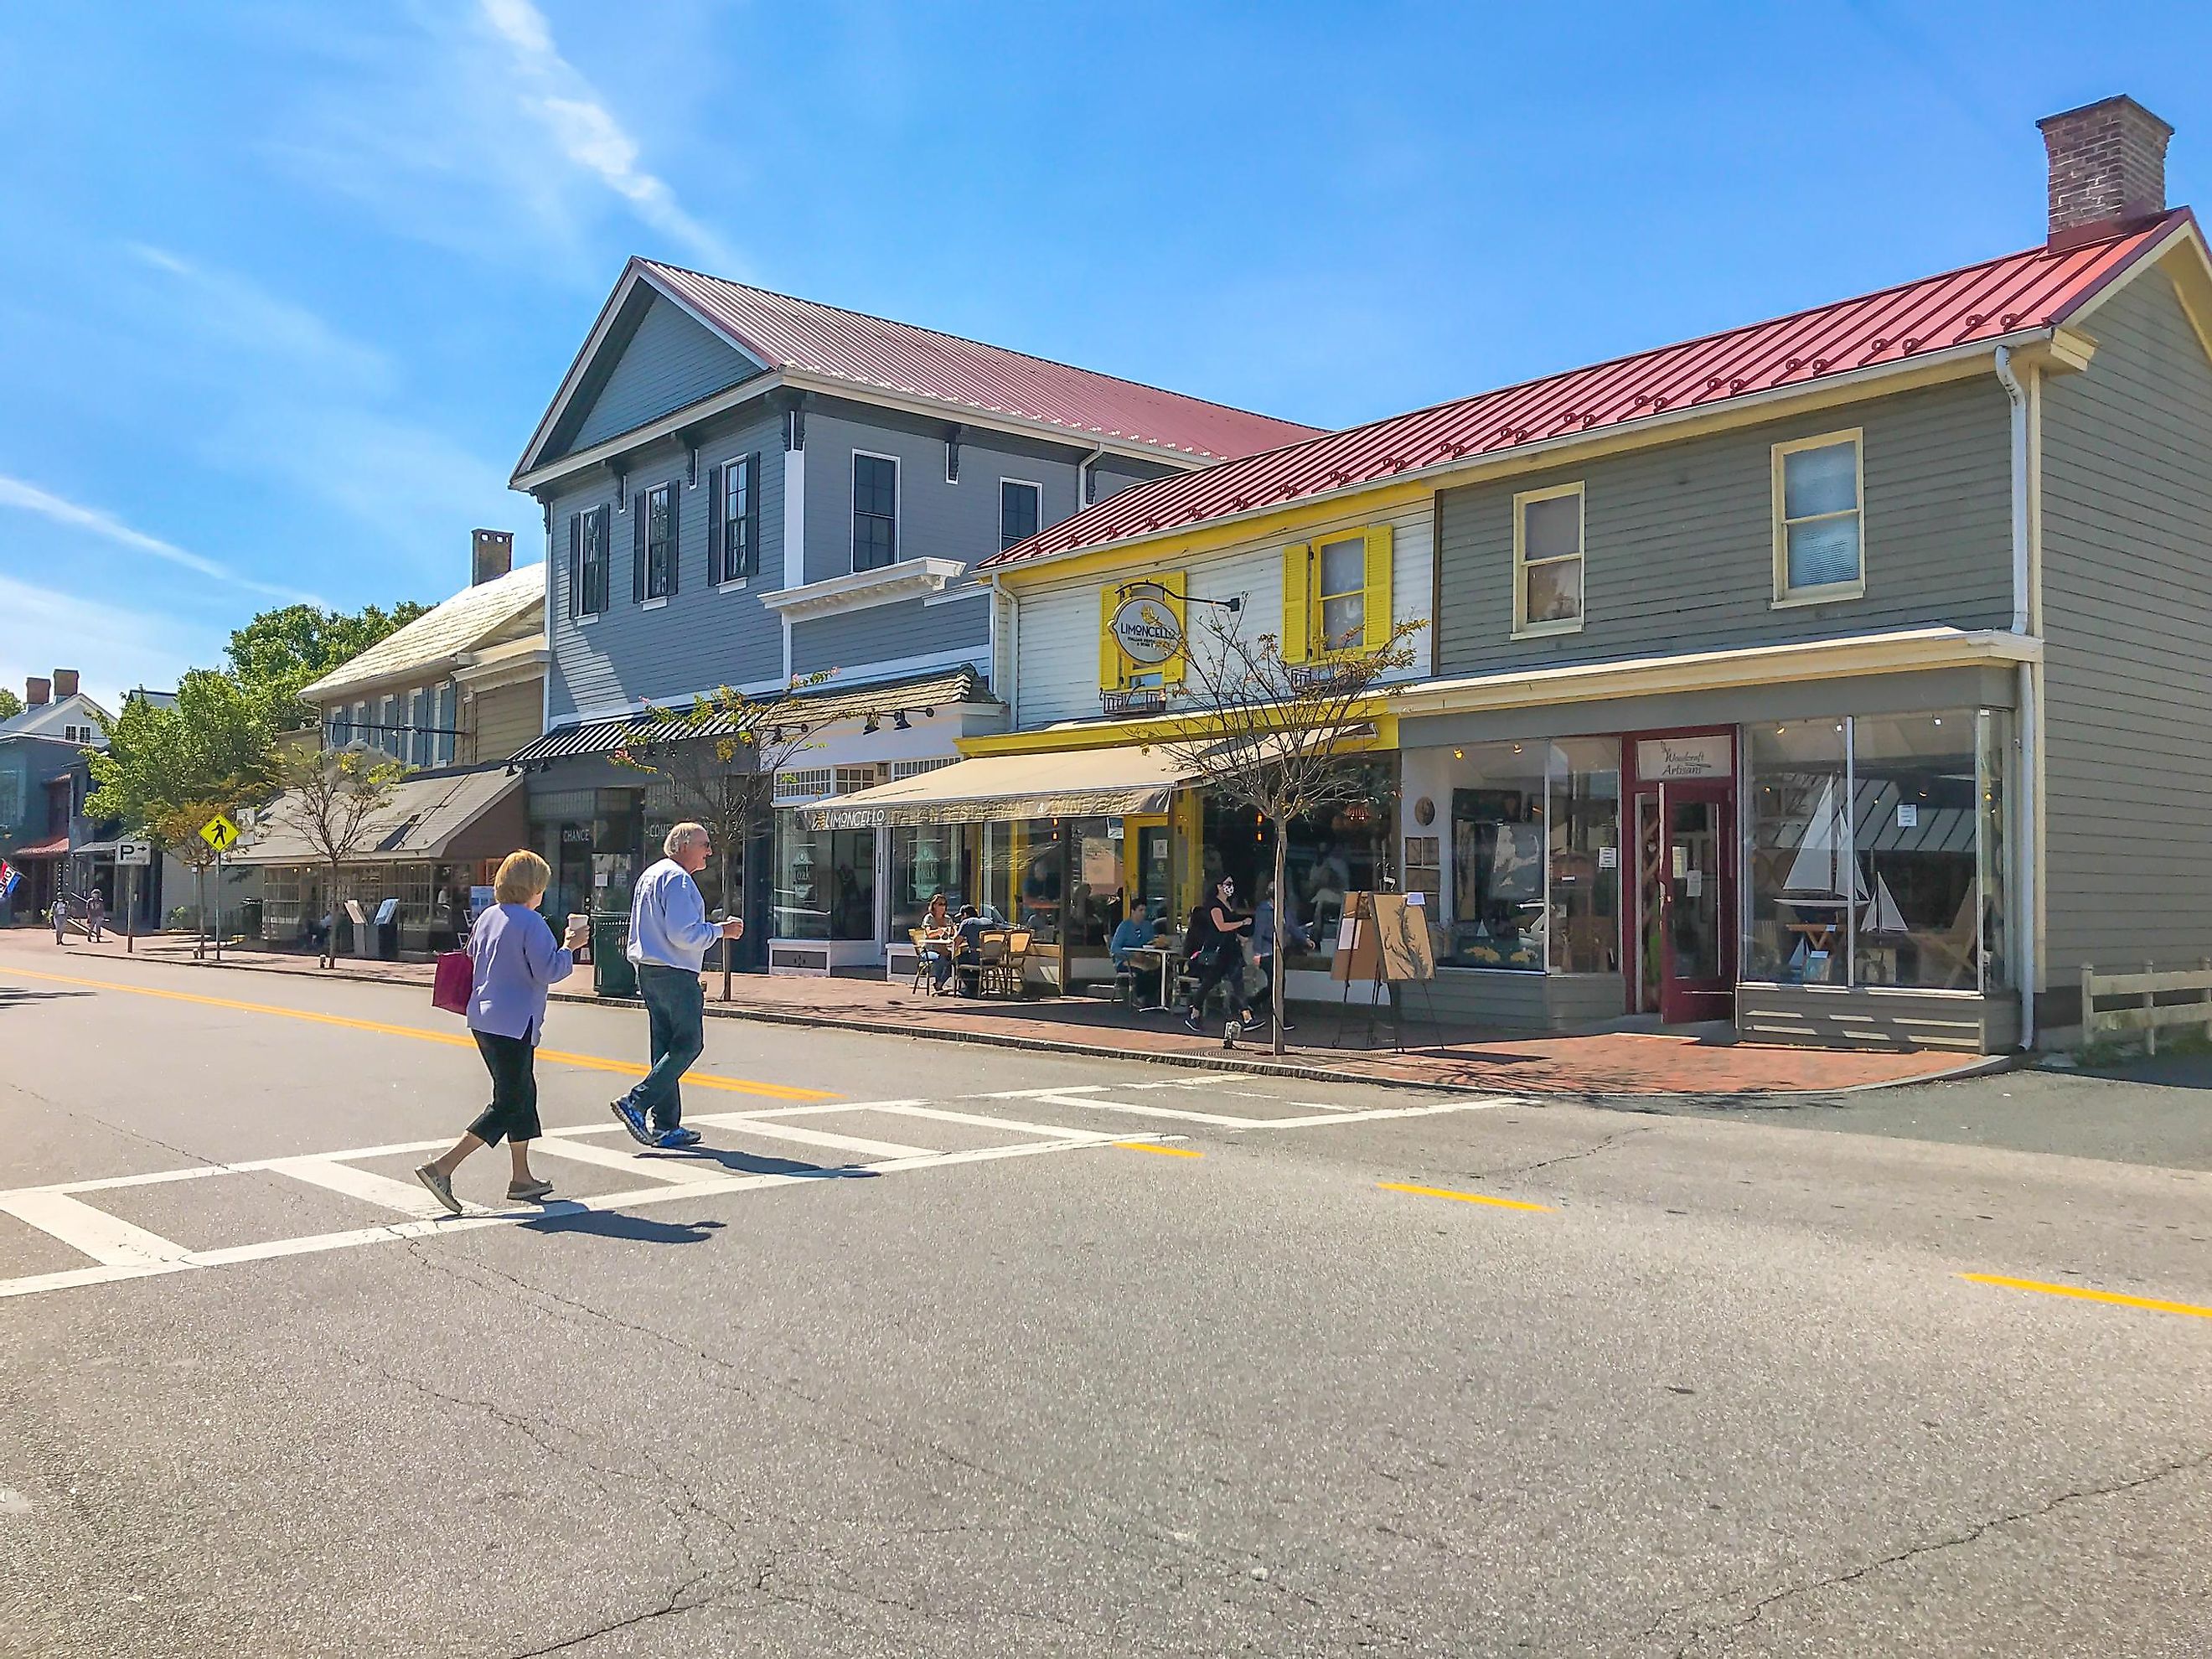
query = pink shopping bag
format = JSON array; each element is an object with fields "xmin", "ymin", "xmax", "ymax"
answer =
[{"xmin": 431, "ymin": 949, "xmax": 473, "ymax": 1016}]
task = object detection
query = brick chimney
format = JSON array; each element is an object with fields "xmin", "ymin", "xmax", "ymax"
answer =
[
  {"xmin": 51, "ymin": 669, "xmax": 79, "ymax": 700},
  {"xmin": 2039, "ymin": 96, "xmax": 2173, "ymax": 249},
  {"xmin": 472, "ymin": 528, "xmax": 514, "ymax": 587},
  {"xmin": 25, "ymin": 676, "xmax": 49, "ymax": 708}
]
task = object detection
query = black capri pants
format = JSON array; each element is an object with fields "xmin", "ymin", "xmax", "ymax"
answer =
[
  {"xmin": 1184, "ymin": 943, "xmax": 1249, "ymax": 1020},
  {"xmin": 468, "ymin": 1030, "xmax": 542, "ymax": 1146}
]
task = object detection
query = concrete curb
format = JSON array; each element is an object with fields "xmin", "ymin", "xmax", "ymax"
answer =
[
  {"xmin": 542, "ymin": 986, "xmax": 1990, "ymax": 1102},
  {"xmin": 543, "ymin": 987, "xmax": 1489, "ymax": 1094},
  {"xmin": 29, "ymin": 947, "xmax": 1995, "ymax": 1103}
]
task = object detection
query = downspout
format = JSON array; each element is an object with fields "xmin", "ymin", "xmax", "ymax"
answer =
[
  {"xmin": 1993, "ymin": 344, "xmax": 2037, "ymax": 1047},
  {"xmin": 988, "ymin": 570, "xmax": 1020, "ymax": 728},
  {"xmin": 1075, "ymin": 442, "xmax": 1107, "ymax": 509}
]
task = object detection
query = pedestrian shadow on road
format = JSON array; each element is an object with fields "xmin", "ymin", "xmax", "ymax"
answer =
[
  {"xmin": 642, "ymin": 1147, "xmax": 882, "ymax": 1180},
  {"xmin": 0, "ymin": 987, "xmax": 94, "ymax": 1011},
  {"xmin": 521, "ymin": 1212, "xmax": 730, "ymax": 1244}
]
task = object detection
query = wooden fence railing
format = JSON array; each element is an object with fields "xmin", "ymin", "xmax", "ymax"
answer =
[{"xmin": 2080, "ymin": 963, "xmax": 2212, "ymax": 1053}]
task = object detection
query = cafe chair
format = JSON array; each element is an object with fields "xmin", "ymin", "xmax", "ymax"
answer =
[{"xmin": 992, "ymin": 929, "xmax": 1034, "ymax": 999}]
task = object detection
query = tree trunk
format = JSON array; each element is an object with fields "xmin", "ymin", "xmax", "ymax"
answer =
[
  {"xmin": 194, "ymin": 865, "xmax": 206, "ymax": 961},
  {"xmin": 323, "ymin": 862, "xmax": 340, "ymax": 969},
  {"xmin": 1271, "ymin": 824, "xmax": 1289, "ymax": 1057}
]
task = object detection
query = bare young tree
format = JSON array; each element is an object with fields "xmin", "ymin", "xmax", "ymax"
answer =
[
  {"xmin": 268, "ymin": 746, "xmax": 409, "ymax": 968},
  {"xmin": 1154, "ymin": 612, "xmax": 1425, "ymax": 1056},
  {"xmin": 613, "ymin": 674, "xmax": 830, "ymax": 1000}
]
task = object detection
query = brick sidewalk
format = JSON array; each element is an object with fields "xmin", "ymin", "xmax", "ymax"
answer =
[{"xmin": 18, "ymin": 932, "xmax": 1987, "ymax": 1097}]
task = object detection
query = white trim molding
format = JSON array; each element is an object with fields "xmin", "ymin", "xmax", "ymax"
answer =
[{"xmin": 759, "ymin": 557, "xmax": 968, "ymax": 621}]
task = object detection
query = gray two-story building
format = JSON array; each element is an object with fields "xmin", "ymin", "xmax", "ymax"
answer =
[
  {"xmin": 506, "ymin": 265, "xmax": 1316, "ymax": 969},
  {"xmin": 963, "ymin": 96, "xmax": 2212, "ymax": 1052}
]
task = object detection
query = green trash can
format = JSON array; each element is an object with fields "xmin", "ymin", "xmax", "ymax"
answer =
[{"xmin": 592, "ymin": 912, "xmax": 637, "ymax": 998}]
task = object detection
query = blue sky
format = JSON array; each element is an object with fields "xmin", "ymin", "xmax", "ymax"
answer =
[{"xmin": 0, "ymin": 1, "xmax": 2201, "ymax": 705}]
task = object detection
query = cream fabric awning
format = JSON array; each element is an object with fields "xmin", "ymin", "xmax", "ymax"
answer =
[{"xmin": 798, "ymin": 744, "xmax": 1200, "ymax": 829}]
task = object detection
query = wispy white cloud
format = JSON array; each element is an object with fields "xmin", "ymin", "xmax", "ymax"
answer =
[
  {"xmin": 123, "ymin": 243, "xmax": 393, "ymax": 394},
  {"xmin": 267, "ymin": 3, "xmax": 739, "ymax": 278},
  {"xmin": 473, "ymin": 0, "xmax": 737, "ymax": 270},
  {"xmin": 119, "ymin": 251, "xmax": 523, "ymax": 590},
  {"xmin": 0, "ymin": 475, "xmax": 318, "ymax": 605},
  {"xmin": 0, "ymin": 572, "xmax": 218, "ymax": 711}
]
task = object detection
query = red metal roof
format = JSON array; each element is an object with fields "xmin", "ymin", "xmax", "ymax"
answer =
[
  {"xmin": 643, "ymin": 261, "xmax": 1323, "ymax": 462},
  {"xmin": 983, "ymin": 213, "xmax": 2189, "ymax": 568},
  {"xmin": 11, "ymin": 834, "xmax": 70, "ymax": 859}
]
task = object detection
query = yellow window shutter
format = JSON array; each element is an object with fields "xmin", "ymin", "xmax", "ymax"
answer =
[
  {"xmin": 1282, "ymin": 542, "xmax": 1310, "ymax": 662},
  {"xmin": 1155, "ymin": 572, "xmax": 1188, "ymax": 685},
  {"xmin": 1362, "ymin": 525, "xmax": 1393, "ymax": 650},
  {"xmin": 1099, "ymin": 585, "xmax": 1122, "ymax": 690}
]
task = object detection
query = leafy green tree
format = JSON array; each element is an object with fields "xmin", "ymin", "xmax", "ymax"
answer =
[
  {"xmin": 87, "ymin": 669, "xmax": 276, "ymax": 837},
  {"xmin": 226, "ymin": 600, "xmax": 431, "ymax": 727},
  {"xmin": 266, "ymin": 745, "xmax": 409, "ymax": 968},
  {"xmin": 0, "ymin": 687, "xmax": 21, "ymax": 721}
]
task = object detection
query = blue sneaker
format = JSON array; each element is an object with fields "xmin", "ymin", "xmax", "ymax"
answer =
[
  {"xmin": 654, "ymin": 1126, "xmax": 702, "ymax": 1150},
  {"xmin": 611, "ymin": 1098, "xmax": 653, "ymax": 1145}
]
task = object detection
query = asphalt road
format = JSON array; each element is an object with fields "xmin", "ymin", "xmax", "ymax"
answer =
[{"xmin": 1, "ymin": 942, "xmax": 2208, "ymax": 1657}]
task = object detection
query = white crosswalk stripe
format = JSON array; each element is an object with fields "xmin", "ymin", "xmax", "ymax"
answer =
[
  {"xmin": 1, "ymin": 1075, "xmax": 1510, "ymax": 1304},
  {"xmin": 0, "ymin": 1191, "xmax": 193, "ymax": 1268}
]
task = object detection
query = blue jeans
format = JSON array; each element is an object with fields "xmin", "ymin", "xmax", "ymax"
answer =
[{"xmin": 623, "ymin": 963, "xmax": 705, "ymax": 1132}]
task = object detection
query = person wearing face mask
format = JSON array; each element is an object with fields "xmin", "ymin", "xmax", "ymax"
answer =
[{"xmin": 1180, "ymin": 874, "xmax": 1253, "ymax": 1041}]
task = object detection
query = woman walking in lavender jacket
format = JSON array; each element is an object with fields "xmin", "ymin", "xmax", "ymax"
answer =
[{"xmin": 414, "ymin": 850, "xmax": 587, "ymax": 1214}]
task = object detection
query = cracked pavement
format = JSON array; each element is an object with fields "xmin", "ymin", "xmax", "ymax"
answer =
[{"xmin": 3, "ymin": 953, "xmax": 2211, "ymax": 1655}]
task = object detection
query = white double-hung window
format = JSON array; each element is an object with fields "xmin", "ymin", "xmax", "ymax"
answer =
[
  {"xmin": 1513, "ymin": 483, "xmax": 1584, "ymax": 636},
  {"xmin": 1773, "ymin": 431, "xmax": 1864, "ymax": 602}
]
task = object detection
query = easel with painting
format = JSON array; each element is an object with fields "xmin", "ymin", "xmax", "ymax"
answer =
[{"xmin": 1329, "ymin": 890, "xmax": 1442, "ymax": 1052}]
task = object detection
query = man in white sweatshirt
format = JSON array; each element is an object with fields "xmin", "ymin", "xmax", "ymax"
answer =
[{"xmin": 611, "ymin": 822, "xmax": 744, "ymax": 1150}]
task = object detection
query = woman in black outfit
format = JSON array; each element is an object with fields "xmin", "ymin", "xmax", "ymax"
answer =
[{"xmin": 1181, "ymin": 874, "xmax": 1253, "ymax": 1039}]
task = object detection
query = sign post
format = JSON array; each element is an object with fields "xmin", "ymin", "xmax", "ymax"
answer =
[
  {"xmin": 199, "ymin": 814, "xmax": 240, "ymax": 964},
  {"xmin": 116, "ymin": 839, "xmax": 152, "ymax": 955}
]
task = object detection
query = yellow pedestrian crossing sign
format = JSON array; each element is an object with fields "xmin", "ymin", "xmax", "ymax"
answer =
[{"xmin": 199, "ymin": 813, "xmax": 240, "ymax": 855}]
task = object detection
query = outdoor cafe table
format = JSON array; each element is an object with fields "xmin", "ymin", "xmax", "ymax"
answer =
[{"xmin": 1123, "ymin": 942, "xmax": 1181, "ymax": 1010}]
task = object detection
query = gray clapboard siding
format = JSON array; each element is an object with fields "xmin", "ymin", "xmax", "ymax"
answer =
[
  {"xmin": 565, "ymin": 293, "xmax": 759, "ymax": 454},
  {"xmin": 2041, "ymin": 267, "xmax": 2212, "ymax": 978},
  {"xmin": 1737, "ymin": 987, "xmax": 2016, "ymax": 1052},
  {"xmin": 545, "ymin": 408, "xmax": 787, "ymax": 721},
  {"xmin": 1420, "ymin": 969, "xmax": 1626, "ymax": 1032},
  {"xmin": 790, "ymin": 595, "xmax": 990, "ymax": 676},
  {"xmin": 1089, "ymin": 457, "xmax": 1177, "ymax": 504},
  {"xmin": 801, "ymin": 401, "xmax": 1086, "ymax": 585},
  {"xmin": 1434, "ymin": 380, "xmax": 2014, "ymax": 678}
]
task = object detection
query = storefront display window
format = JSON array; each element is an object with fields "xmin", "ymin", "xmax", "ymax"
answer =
[
  {"xmin": 773, "ymin": 819, "xmax": 875, "ymax": 940},
  {"xmin": 1852, "ymin": 714, "xmax": 1984, "ymax": 990},
  {"xmin": 1978, "ymin": 713, "xmax": 2009, "ymax": 991},
  {"xmin": 1745, "ymin": 721, "xmax": 1850, "ymax": 985},
  {"xmin": 890, "ymin": 824, "xmax": 964, "ymax": 938},
  {"xmin": 1548, "ymin": 738, "xmax": 1620, "ymax": 974},
  {"xmin": 1744, "ymin": 711, "xmax": 2006, "ymax": 993},
  {"xmin": 1445, "ymin": 743, "xmax": 1548, "ymax": 970},
  {"xmin": 1197, "ymin": 761, "xmax": 1396, "ymax": 945},
  {"xmin": 1067, "ymin": 817, "xmax": 1121, "ymax": 947},
  {"xmin": 979, "ymin": 819, "xmax": 1062, "ymax": 944}
]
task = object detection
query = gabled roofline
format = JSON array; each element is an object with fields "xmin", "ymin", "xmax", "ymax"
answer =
[
  {"xmin": 983, "ymin": 212, "xmax": 2191, "ymax": 581},
  {"xmin": 983, "ymin": 328, "xmax": 2078, "ymax": 584},
  {"xmin": 513, "ymin": 262, "xmax": 1309, "ymax": 491},
  {"xmin": 512, "ymin": 259, "xmax": 763, "ymax": 483},
  {"xmin": 297, "ymin": 571, "xmax": 546, "ymax": 705},
  {"xmin": 511, "ymin": 361, "xmax": 1238, "ymax": 496}
]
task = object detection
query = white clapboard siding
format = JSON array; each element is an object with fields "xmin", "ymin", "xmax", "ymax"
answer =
[{"xmin": 1014, "ymin": 496, "xmax": 1434, "ymax": 730}]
